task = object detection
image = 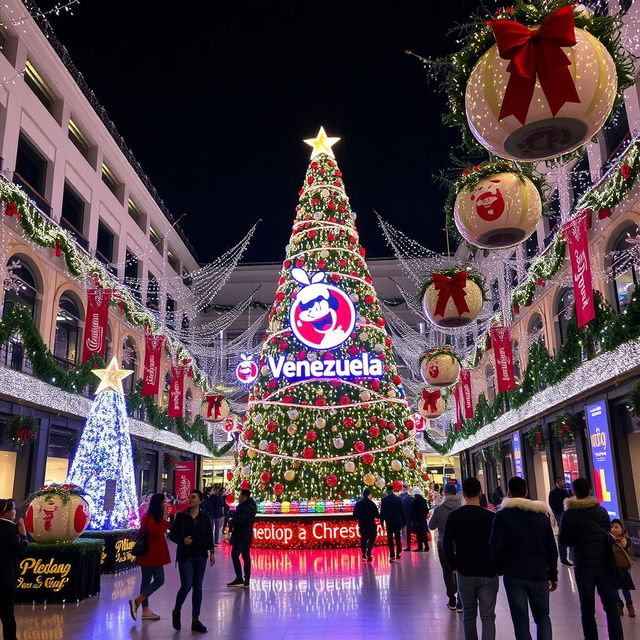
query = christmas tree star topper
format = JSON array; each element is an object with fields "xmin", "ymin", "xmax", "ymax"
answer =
[
  {"xmin": 92, "ymin": 357, "xmax": 133, "ymax": 395},
  {"xmin": 303, "ymin": 126, "xmax": 340, "ymax": 159}
]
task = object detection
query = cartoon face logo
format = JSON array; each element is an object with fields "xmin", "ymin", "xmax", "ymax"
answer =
[
  {"xmin": 289, "ymin": 268, "xmax": 356, "ymax": 350},
  {"xmin": 428, "ymin": 361, "xmax": 440, "ymax": 379},
  {"xmin": 471, "ymin": 179, "xmax": 505, "ymax": 221},
  {"xmin": 235, "ymin": 354, "xmax": 258, "ymax": 384}
]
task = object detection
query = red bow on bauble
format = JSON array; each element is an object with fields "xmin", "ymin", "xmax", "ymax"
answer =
[
  {"xmin": 421, "ymin": 389, "xmax": 441, "ymax": 413},
  {"xmin": 433, "ymin": 270, "xmax": 470, "ymax": 317},
  {"xmin": 206, "ymin": 394, "xmax": 224, "ymax": 419},
  {"xmin": 489, "ymin": 5, "xmax": 580, "ymax": 125}
]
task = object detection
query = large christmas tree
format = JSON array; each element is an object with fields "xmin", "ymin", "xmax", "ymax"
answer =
[
  {"xmin": 67, "ymin": 357, "xmax": 139, "ymax": 530},
  {"xmin": 238, "ymin": 128, "xmax": 421, "ymax": 502}
]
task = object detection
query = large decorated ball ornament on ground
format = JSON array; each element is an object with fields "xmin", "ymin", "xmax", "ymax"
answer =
[
  {"xmin": 454, "ymin": 172, "xmax": 542, "ymax": 249},
  {"xmin": 25, "ymin": 484, "xmax": 91, "ymax": 543},
  {"xmin": 420, "ymin": 350, "xmax": 461, "ymax": 388},
  {"xmin": 465, "ymin": 6, "xmax": 618, "ymax": 161},
  {"xmin": 422, "ymin": 270, "xmax": 484, "ymax": 328}
]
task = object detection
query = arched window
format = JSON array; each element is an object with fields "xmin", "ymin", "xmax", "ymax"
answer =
[
  {"xmin": 485, "ymin": 365, "xmax": 495, "ymax": 404},
  {"xmin": 513, "ymin": 341, "xmax": 521, "ymax": 380},
  {"xmin": 528, "ymin": 314, "xmax": 545, "ymax": 347},
  {"xmin": 185, "ymin": 389, "xmax": 193, "ymax": 423},
  {"xmin": 611, "ymin": 228, "xmax": 638, "ymax": 311},
  {"xmin": 2, "ymin": 255, "xmax": 39, "ymax": 319},
  {"xmin": 162, "ymin": 370, "xmax": 171, "ymax": 407},
  {"xmin": 121, "ymin": 337, "xmax": 138, "ymax": 394},
  {"xmin": 556, "ymin": 289, "xmax": 574, "ymax": 343},
  {"xmin": 53, "ymin": 293, "xmax": 82, "ymax": 364}
]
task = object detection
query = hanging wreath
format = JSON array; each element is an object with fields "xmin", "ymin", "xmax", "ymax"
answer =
[
  {"xmin": 5, "ymin": 415, "xmax": 39, "ymax": 449},
  {"xmin": 487, "ymin": 441, "xmax": 507, "ymax": 462},
  {"xmin": 551, "ymin": 413, "xmax": 578, "ymax": 444},
  {"xmin": 627, "ymin": 381, "xmax": 640, "ymax": 419},
  {"xmin": 163, "ymin": 452, "xmax": 178, "ymax": 472},
  {"xmin": 526, "ymin": 425, "xmax": 547, "ymax": 451}
]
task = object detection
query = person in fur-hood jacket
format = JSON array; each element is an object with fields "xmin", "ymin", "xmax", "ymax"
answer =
[
  {"xmin": 559, "ymin": 477, "xmax": 624, "ymax": 640},
  {"xmin": 489, "ymin": 476, "xmax": 557, "ymax": 640}
]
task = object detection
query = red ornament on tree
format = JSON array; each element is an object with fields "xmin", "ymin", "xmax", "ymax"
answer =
[
  {"xmin": 267, "ymin": 442, "xmax": 278, "ymax": 453},
  {"xmin": 368, "ymin": 426, "xmax": 380, "ymax": 437},
  {"xmin": 354, "ymin": 441, "xmax": 365, "ymax": 453},
  {"xmin": 326, "ymin": 474, "xmax": 338, "ymax": 487},
  {"xmin": 260, "ymin": 471, "xmax": 271, "ymax": 483},
  {"xmin": 240, "ymin": 480, "xmax": 250, "ymax": 490},
  {"xmin": 273, "ymin": 483, "xmax": 284, "ymax": 495},
  {"xmin": 362, "ymin": 453, "xmax": 374, "ymax": 465},
  {"xmin": 302, "ymin": 447, "xmax": 315, "ymax": 459},
  {"xmin": 305, "ymin": 430, "xmax": 317, "ymax": 442}
]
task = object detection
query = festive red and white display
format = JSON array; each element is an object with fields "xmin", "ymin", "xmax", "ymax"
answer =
[
  {"xmin": 203, "ymin": 394, "xmax": 231, "ymax": 422},
  {"xmin": 420, "ymin": 351, "xmax": 460, "ymax": 388},
  {"xmin": 422, "ymin": 271, "xmax": 483, "ymax": 328},
  {"xmin": 168, "ymin": 365, "xmax": 186, "ymax": 418},
  {"xmin": 459, "ymin": 369, "xmax": 474, "ymax": 419},
  {"xmin": 81, "ymin": 289, "xmax": 112, "ymax": 363},
  {"xmin": 454, "ymin": 172, "xmax": 542, "ymax": 248},
  {"xmin": 142, "ymin": 333, "xmax": 166, "ymax": 396},
  {"xmin": 491, "ymin": 326, "xmax": 516, "ymax": 392},
  {"xmin": 419, "ymin": 389, "xmax": 446, "ymax": 419},
  {"xmin": 465, "ymin": 7, "xmax": 617, "ymax": 161},
  {"xmin": 25, "ymin": 492, "xmax": 91, "ymax": 543}
]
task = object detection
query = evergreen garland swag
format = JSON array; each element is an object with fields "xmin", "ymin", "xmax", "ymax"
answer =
[
  {"xmin": 487, "ymin": 441, "xmax": 507, "ymax": 462},
  {"xmin": 551, "ymin": 413, "xmax": 578, "ymax": 444},
  {"xmin": 526, "ymin": 425, "xmax": 547, "ymax": 451},
  {"xmin": 5, "ymin": 414, "xmax": 38, "ymax": 448},
  {"xmin": 163, "ymin": 452, "xmax": 178, "ymax": 472}
]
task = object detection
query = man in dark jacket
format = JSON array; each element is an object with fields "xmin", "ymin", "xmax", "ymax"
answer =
[
  {"xmin": 353, "ymin": 488, "xmax": 380, "ymax": 562},
  {"xmin": 548, "ymin": 476, "xmax": 572, "ymax": 566},
  {"xmin": 399, "ymin": 483, "xmax": 413, "ymax": 551},
  {"xmin": 410, "ymin": 488, "xmax": 429, "ymax": 552},
  {"xmin": 559, "ymin": 477, "xmax": 623, "ymax": 640},
  {"xmin": 443, "ymin": 477, "xmax": 498, "ymax": 640},
  {"xmin": 227, "ymin": 489, "xmax": 257, "ymax": 588},
  {"xmin": 380, "ymin": 485, "xmax": 406, "ymax": 562},
  {"xmin": 429, "ymin": 483, "xmax": 462, "ymax": 611},
  {"xmin": 207, "ymin": 485, "xmax": 225, "ymax": 545},
  {"xmin": 489, "ymin": 476, "xmax": 558, "ymax": 640}
]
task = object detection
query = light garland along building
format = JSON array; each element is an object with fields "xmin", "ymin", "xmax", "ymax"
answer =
[
  {"xmin": 450, "ymin": 56, "xmax": 640, "ymax": 545},
  {"xmin": 0, "ymin": 0, "xmax": 225, "ymax": 503}
]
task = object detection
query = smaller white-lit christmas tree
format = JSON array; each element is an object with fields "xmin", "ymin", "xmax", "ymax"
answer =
[{"xmin": 67, "ymin": 357, "xmax": 140, "ymax": 530}]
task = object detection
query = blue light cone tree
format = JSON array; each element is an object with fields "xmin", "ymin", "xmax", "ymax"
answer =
[{"xmin": 67, "ymin": 358, "xmax": 139, "ymax": 530}]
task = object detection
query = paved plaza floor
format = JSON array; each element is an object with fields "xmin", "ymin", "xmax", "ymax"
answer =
[{"xmin": 14, "ymin": 543, "xmax": 640, "ymax": 640}]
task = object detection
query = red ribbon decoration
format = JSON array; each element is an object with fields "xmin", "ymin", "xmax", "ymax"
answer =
[
  {"xmin": 206, "ymin": 394, "xmax": 225, "ymax": 420},
  {"xmin": 421, "ymin": 389, "xmax": 441, "ymax": 413},
  {"xmin": 489, "ymin": 5, "xmax": 580, "ymax": 125},
  {"xmin": 432, "ymin": 270, "xmax": 470, "ymax": 317},
  {"xmin": 16, "ymin": 428, "xmax": 34, "ymax": 444},
  {"xmin": 4, "ymin": 202, "xmax": 19, "ymax": 217}
]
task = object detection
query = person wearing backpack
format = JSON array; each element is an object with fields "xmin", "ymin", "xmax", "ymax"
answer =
[
  {"xmin": 129, "ymin": 493, "xmax": 170, "ymax": 622},
  {"xmin": 559, "ymin": 477, "xmax": 624, "ymax": 640}
]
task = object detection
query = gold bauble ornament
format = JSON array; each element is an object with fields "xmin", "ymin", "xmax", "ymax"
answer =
[
  {"xmin": 391, "ymin": 459, "xmax": 402, "ymax": 471},
  {"xmin": 287, "ymin": 424, "xmax": 298, "ymax": 436},
  {"xmin": 422, "ymin": 276, "xmax": 483, "ymax": 328},
  {"xmin": 315, "ymin": 417, "xmax": 326, "ymax": 429},
  {"xmin": 363, "ymin": 473, "xmax": 376, "ymax": 486},
  {"xmin": 464, "ymin": 28, "xmax": 617, "ymax": 161},
  {"xmin": 344, "ymin": 460, "xmax": 356, "ymax": 472},
  {"xmin": 454, "ymin": 172, "xmax": 542, "ymax": 249},
  {"xmin": 248, "ymin": 450, "xmax": 257, "ymax": 459},
  {"xmin": 420, "ymin": 352, "xmax": 461, "ymax": 388},
  {"xmin": 284, "ymin": 469, "xmax": 296, "ymax": 482}
]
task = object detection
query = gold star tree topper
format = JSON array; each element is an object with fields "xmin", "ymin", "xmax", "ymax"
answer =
[
  {"xmin": 92, "ymin": 357, "xmax": 133, "ymax": 395},
  {"xmin": 304, "ymin": 126, "xmax": 340, "ymax": 159}
]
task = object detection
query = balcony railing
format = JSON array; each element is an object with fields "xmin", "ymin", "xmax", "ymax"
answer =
[
  {"xmin": 0, "ymin": 338, "xmax": 33, "ymax": 376},
  {"xmin": 12, "ymin": 172, "xmax": 52, "ymax": 218},
  {"xmin": 60, "ymin": 217, "xmax": 90, "ymax": 252}
]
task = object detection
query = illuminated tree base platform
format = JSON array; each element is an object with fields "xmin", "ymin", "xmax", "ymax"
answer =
[{"xmin": 253, "ymin": 513, "xmax": 389, "ymax": 550}]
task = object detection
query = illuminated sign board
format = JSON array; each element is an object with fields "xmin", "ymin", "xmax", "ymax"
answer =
[
  {"xmin": 512, "ymin": 432, "xmax": 524, "ymax": 478},
  {"xmin": 235, "ymin": 353, "xmax": 259, "ymax": 385},
  {"xmin": 267, "ymin": 353, "xmax": 383, "ymax": 380},
  {"xmin": 252, "ymin": 516, "xmax": 388, "ymax": 550},
  {"xmin": 585, "ymin": 401, "xmax": 620, "ymax": 519}
]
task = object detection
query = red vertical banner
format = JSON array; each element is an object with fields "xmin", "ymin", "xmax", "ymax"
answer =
[
  {"xmin": 82, "ymin": 289, "xmax": 112, "ymax": 363},
  {"xmin": 491, "ymin": 326, "xmax": 516, "ymax": 392},
  {"xmin": 168, "ymin": 365, "xmax": 185, "ymax": 418},
  {"xmin": 175, "ymin": 461, "xmax": 196, "ymax": 511},
  {"xmin": 563, "ymin": 209, "xmax": 595, "ymax": 328},
  {"xmin": 142, "ymin": 334, "xmax": 166, "ymax": 396},
  {"xmin": 460, "ymin": 369, "xmax": 474, "ymax": 419},
  {"xmin": 453, "ymin": 385, "xmax": 462, "ymax": 431}
]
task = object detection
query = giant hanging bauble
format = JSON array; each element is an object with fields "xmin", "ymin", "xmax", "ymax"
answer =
[
  {"xmin": 202, "ymin": 395, "xmax": 230, "ymax": 422},
  {"xmin": 418, "ymin": 389, "xmax": 447, "ymax": 419},
  {"xmin": 363, "ymin": 473, "xmax": 376, "ymax": 486},
  {"xmin": 420, "ymin": 351, "xmax": 460, "ymax": 388},
  {"xmin": 465, "ymin": 28, "xmax": 617, "ymax": 161},
  {"xmin": 25, "ymin": 492, "xmax": 91, "ymax": 543},
  {"xmin": 454, "ymin": 172, "xmax": 542, "ymax": 248},
  {"xmin": 422, "ymin": 272, "xmax": 483, "ymax": 328}
]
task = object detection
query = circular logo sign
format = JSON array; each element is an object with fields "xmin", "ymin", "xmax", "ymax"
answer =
[
  {"xmin": 289, "ymin": 268, "xmax": 356, "ymax": 350},
  {"xmin": 235, "ymin": 354, "xmax": 258, "ymax": 384}
]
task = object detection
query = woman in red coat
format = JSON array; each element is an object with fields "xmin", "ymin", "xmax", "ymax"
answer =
[{"xmin": 129, "ymin": 493, "xmax": 171, "ymax": 621}]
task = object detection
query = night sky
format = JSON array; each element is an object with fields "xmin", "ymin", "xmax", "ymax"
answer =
[{"xmin": 43, "ymin": 0, "xmax": 498, "ymax": 264}]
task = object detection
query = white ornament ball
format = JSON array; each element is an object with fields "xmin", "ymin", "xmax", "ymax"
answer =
[
  {"xmin": 253, "ymin": 413, "xmax": 264, "ymax": 425},
  {"xmin": 387, "ymin": 390, "xmax": 396, "ymax": 398},
  {"xmin": 421, "ymin": 352, "xmax": 461, "ymax": 388},
  {"xmin": 391, "ymin": 459, "xmax": 402, "ymax": 471},
  {"xmin": 270, "ymin": 457, "xmax": 281, "ymax": 467},
  {"xmin": 308, "ymin": 352, "xmax": 317, "ymax": 361},
  {"xmin": 288, "ymin": 409, "xmax": 300, "ymax": 421},
  {"xmin": 315, "ymin": 417, "xmax": 327, "ymax": 429},
  {"xmin": 25, "ymin": 494, "xmax": 90, "ymax": 543},
  {"xmin": 454, "ymin": 172, "xmax": 542, "ymax": 249},
  {"xmin": 314, "ymin": 211, "xmax": 323, "ymax": 220},
  {"xmin": 287, "ymin": 424, "xmax": 298, "ymax": 436},
  {"xmin": 332, "ymin": 437, "xmax": 344, "ymax": 449},
  {"xmin": 464, "ymin": 27, "xmax": 617, "ymax": 161},
  {"xmin": 344, "ymin": 460, "xmax": 356, "ymax": 472},
  {"xmin": 351, "ymin": 293, "xmax": 359, "ymax": 303},
  {"xmin": 261, "ymin": 365, "xmax": 270, "ymax": 376},
  {"xmin": 402, "ymin": 447, "xmax": 413, "ymax": 458},
  {"xmin": 386, "ymin": 434, "xmax": 397, "ymax": 446},
  {"xmin": 360, "ymin": 390, "xmax": 371, "ymax": 402},
  {"xmin": 321, "ymin": 189, "xmax": 329, "ymax": 199},
  {"xmin": 242, "ymin": 466, "xmax": 251, "ymax": 477},
  {"xmin": 374, "ymin": 343, "xmax": 384, "ymax": 353},
  {"xmin": 320, "ymin": 250, "xmax": 329, "ymax": 258},
  {"xmin": 259, "ymin": 440, "xmax": 268, "ymax": 451},
  {"xmin": 375, "ymin": 477, "xmax": 386, "ymax": 489}
]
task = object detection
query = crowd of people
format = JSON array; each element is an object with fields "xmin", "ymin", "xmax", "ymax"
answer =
[{"xmin": 0, "ymin": 475, "xmax": 636, "ymax": 639}]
